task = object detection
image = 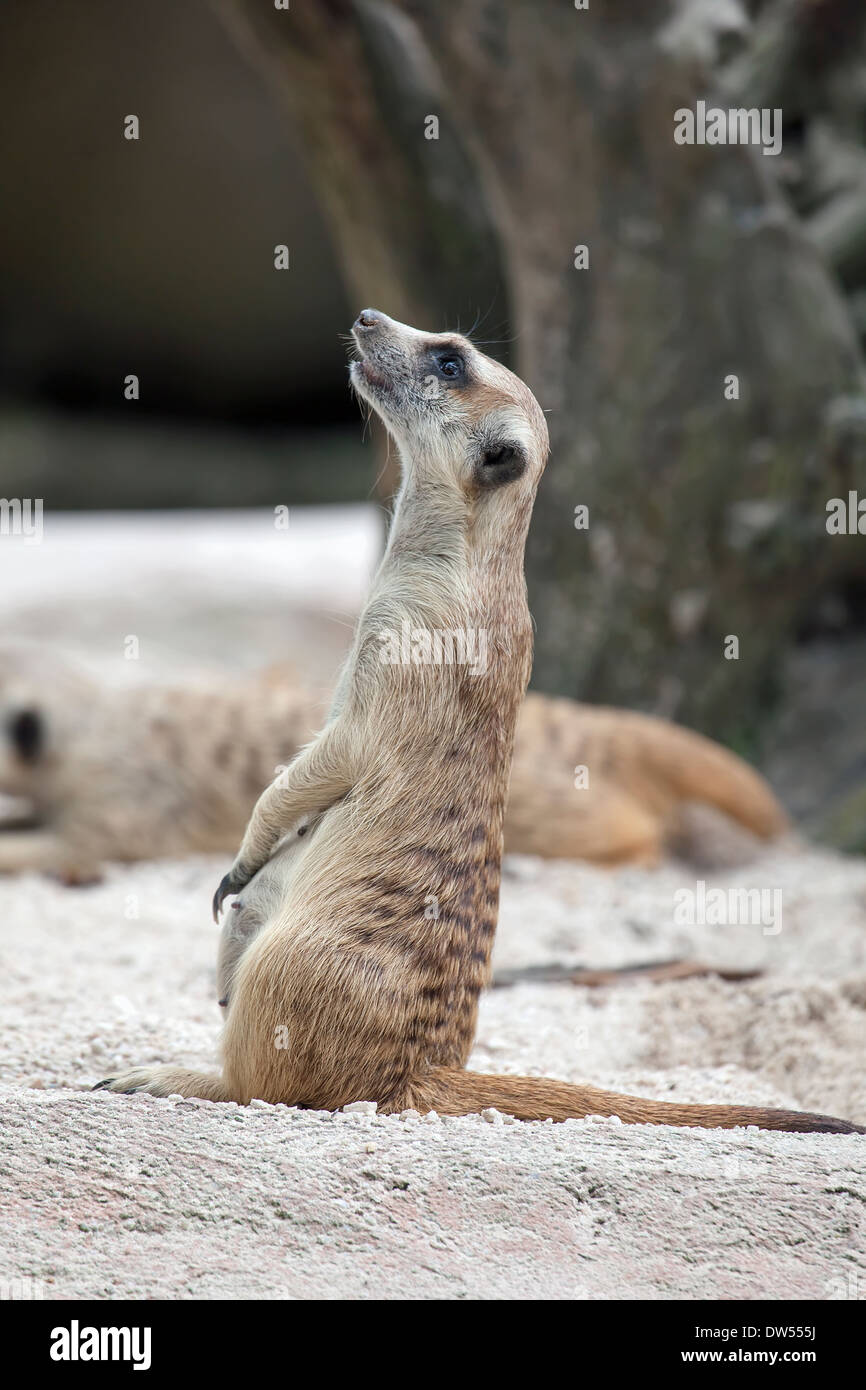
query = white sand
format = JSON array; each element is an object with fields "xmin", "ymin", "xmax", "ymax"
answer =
[{"xmin": 1, "ymin": 510, "xmax": 863, "ymax": 1300}]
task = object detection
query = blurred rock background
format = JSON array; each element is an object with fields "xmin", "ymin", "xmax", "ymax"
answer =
[
  {"xmin": 0, "ymin": 0, "xmax": 357, "ymax": 504},
  {"xmin": 1, "ymin": 0, "xmax": 864, "ymax": 849}
]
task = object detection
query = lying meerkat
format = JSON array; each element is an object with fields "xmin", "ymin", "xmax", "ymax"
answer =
[
  {"xmin": 0, "ymin": 646, "xmax": 325, "ymax": 881},
  {"xmin": 505, "ymin": 697, "xmax": 787, "ymax": 865},
  {"xmin": 98, "ymin": 309, "xmax": 860, "ymax": 1133},
  {"xmin": 0, "ymin": 647, "xmax": 786, "ymax": 878}
]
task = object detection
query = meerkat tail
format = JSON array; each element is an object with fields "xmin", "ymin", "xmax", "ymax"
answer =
[
  {"xmin": 600, "ymin": 709, "xmax": 788, "ymax": 839},
  {"xmin": 409, "ymin": 1068, "xmax": 864, "ymax": 1134}
]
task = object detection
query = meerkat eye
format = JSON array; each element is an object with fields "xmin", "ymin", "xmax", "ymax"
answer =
[
  {"xmin": 434, "ymin": 352, "xmax": 465, "ymax": 380},
  {"xmin": 8, "ymin": 708, "xmax": 43, "ymax": 761}
]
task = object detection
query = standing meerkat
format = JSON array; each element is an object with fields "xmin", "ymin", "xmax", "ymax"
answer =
[{"xmin": 99, "ymin": 311, "xmax": 858, "ymax": 1131}]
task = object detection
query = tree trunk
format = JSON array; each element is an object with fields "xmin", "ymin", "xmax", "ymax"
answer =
[{"xmin": 219, "ymin": 0, "xmax": 866, "ymax": 750}]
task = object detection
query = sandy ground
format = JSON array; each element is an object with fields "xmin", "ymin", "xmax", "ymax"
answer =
[{"xmin": 1, "ymin": 510, "xmax": 864, "ymax": 1301}]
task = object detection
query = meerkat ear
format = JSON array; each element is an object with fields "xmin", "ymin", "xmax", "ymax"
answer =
[
  {"xmin": 8, "ymin": 708, "xmax": 43, "ymax": 762},
  {"xmin": 476, "ymin": 440, "xmax": 528, "ymax": 488}
]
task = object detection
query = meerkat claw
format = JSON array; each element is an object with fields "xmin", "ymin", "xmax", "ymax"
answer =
[
  {"xmin": 92, "ymin": 1068, "xmax": 165, "ymax": 1095},
  {"xmin": 212, "ymin": 871, "xmax": 241, "ymax": 922}
]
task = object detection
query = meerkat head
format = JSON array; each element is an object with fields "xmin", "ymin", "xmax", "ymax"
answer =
[
  {"xmin": 0, "ymin": 642, "xmax": 91, "ymax": 797},
  {"xmin": 349, "ymin": 309, "xmax": 548, "ymax": 532}
]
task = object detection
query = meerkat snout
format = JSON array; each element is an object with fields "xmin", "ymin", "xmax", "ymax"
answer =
[{"xmin": 353, "ymin": 308, "xmax": 382, "ymax": 332}]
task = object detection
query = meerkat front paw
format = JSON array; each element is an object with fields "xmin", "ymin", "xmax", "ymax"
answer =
[
  {"xmin": 212, "ymin": 866, "xmax": 251, "ymax": 922},
  {"xmin": 56, "ymin": 864, "xmax": 104, "ymax": 887},
  {"xmin": 93, "ymin": 1066, "xmax": 181, "ymax": 1097}
]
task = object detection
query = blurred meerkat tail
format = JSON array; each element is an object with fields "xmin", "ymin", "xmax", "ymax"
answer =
[
  {"xmin": 409, "ymin": 1069, "xmax": 864, "ymax": 1134},
  {"xmin": 608, "ymin": 710, "xmax": 788, "ymax": 839}
]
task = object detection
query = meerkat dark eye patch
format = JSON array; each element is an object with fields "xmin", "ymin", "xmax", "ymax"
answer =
[
  {"xmin": 429, "ymin": 347, "xmax": 466, "ymax": 382},
  {"xmin": 475, "ymin": 441, "xmax": 528, "ymax": 488},
  {"xmin": 8, "ymin": 708, "xmax": 43, "ymax": 762}
]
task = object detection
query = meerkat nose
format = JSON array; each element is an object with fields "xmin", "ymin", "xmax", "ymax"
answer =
[{"xmin": 354, "ymin": 308, "xmax": 382, "ymax": 332}]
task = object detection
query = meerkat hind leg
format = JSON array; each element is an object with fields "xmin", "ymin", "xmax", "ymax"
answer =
[
  {"xmin": 217, "ymin": 900, "xmax": 267, "ymax": 1009},
  {"xmin": 218, "ymin": 827, "xmax": 319, "ymax": 1008},
  {"xmin": 94, "ymin": 1066, "xmax": 236, "ymax": 1102}
]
